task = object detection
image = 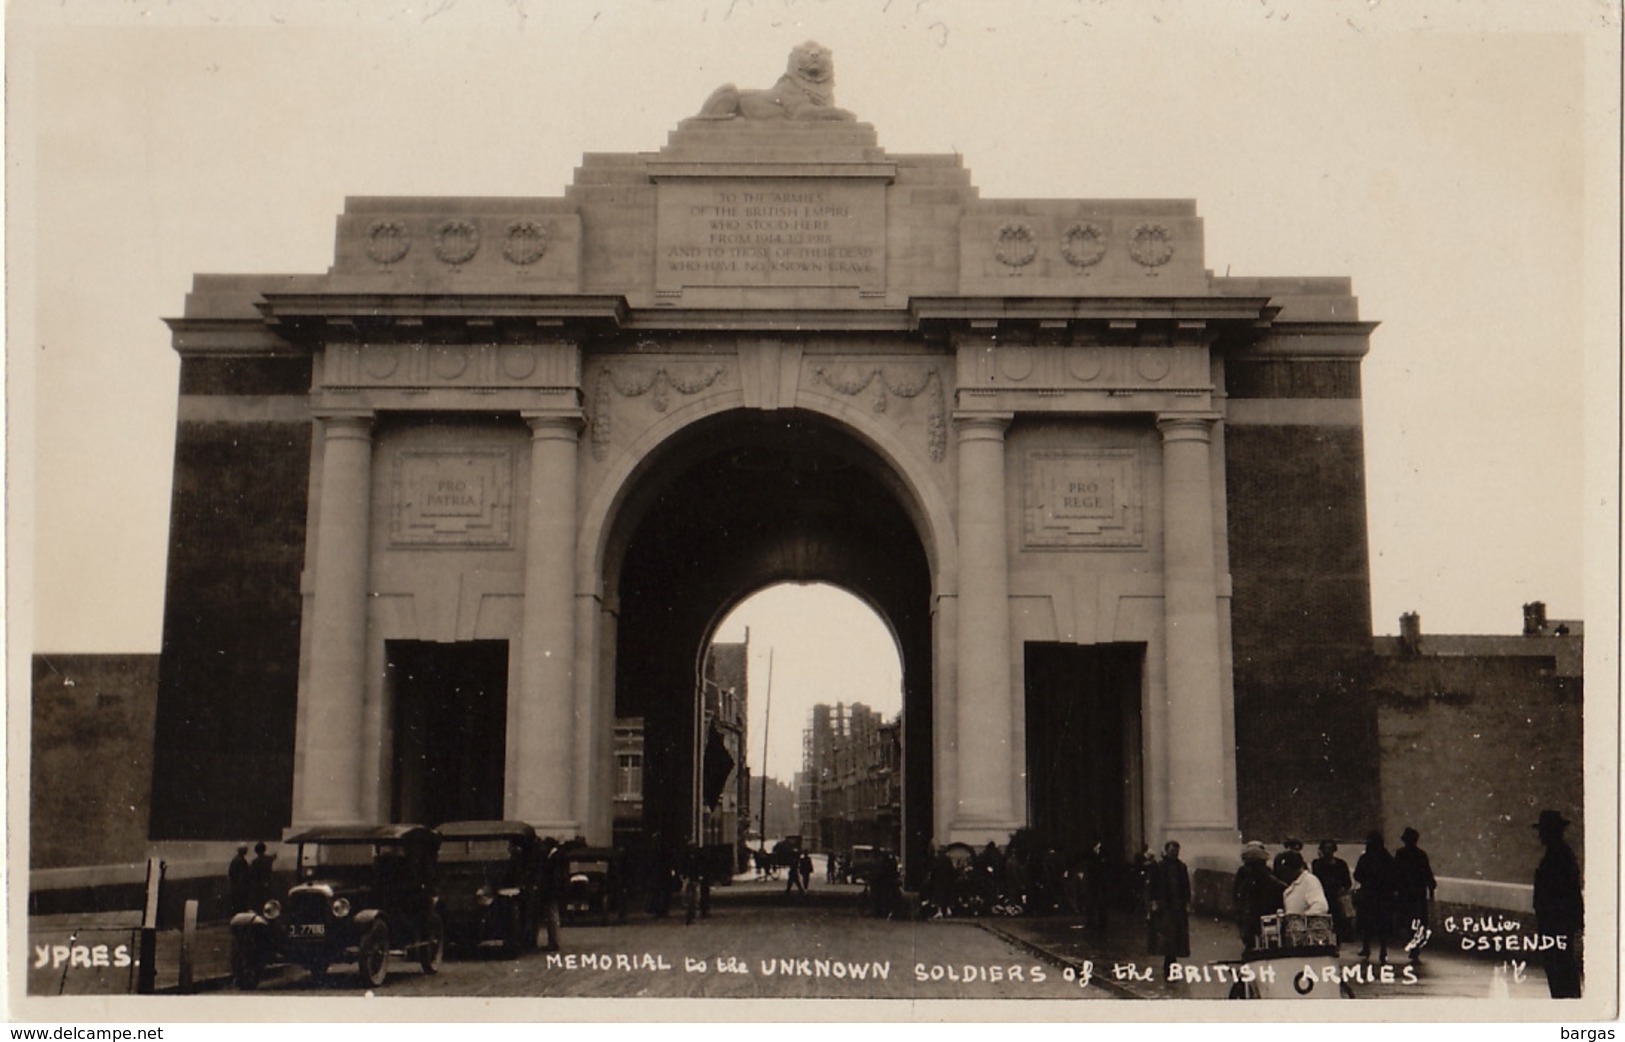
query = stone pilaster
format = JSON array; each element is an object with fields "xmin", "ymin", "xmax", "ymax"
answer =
[
  {"xmin": 294, "ymin": 411, "xmax": 375, "ymax": 825},
  {"xmin": 1156, "ymin": 412, "xmax": 1236, "ymax": 840},
  {"xmin": 950, "ymin": 412, "xmax": 1019, "ymax": 841},
  {"xmin": 512, "ymin": 411, "xmax": 585, "ymax": 832}
]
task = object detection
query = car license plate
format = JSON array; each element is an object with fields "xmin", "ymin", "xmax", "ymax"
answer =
[{"xmin": 290, "ymin": 923, "xmax": 326, "ymax": 938}]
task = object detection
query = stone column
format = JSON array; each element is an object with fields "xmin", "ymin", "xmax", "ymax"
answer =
[
  {"xmin": 1156, "ymin": 413, "xmax": 1234, "ymax": 834},
  {"xmin": 951, "ymin": 412, "xmax": 1018, "ymax": 838},
  {"xmin": 295, "ymin": 411, "xmax": 375, "ymax": 825},
  {"xmin": 512, "ymin": 411, "xmax": 584, "ymax": 832}
]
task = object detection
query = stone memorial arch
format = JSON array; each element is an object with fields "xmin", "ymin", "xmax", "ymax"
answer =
[{"xmin": 153, "ymin": 46, "xmax": 1380, "ymax": 875}]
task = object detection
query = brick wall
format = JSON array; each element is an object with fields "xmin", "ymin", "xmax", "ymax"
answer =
[
  {"xmin": 150, "ymin": 370, "xmax": 312, "ymax": 839},
  {"xmin": 30, "ymin": 654, "xmax": 160, "ymax": 868},
  {"xmin": 1372, "ymin": 651, "xmax": 1582, "ymax": 884}
]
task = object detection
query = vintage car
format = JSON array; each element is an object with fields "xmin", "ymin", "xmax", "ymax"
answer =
[
  {"xmin": 229, "ymin": 825, "xmax": 445, "ymax": 989},
  {"xmin": 435, "ymin": 820, "xmax": 560, "ymax": 957},
  {"xmin": 559, "ymin": 845, "xmax": 624, "ymax": 926}
]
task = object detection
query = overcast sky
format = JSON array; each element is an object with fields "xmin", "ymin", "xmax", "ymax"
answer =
[{"xmin": 7, "ymin": 2, "xmax": 1619, "ymax": 781}]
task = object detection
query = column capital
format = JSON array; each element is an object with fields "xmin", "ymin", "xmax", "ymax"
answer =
[
  {"xmin": 1155, "ymin": 412, "xmax": 1221, "ymax": 443},
  {"xmin": 523, "ymin": 411, "xmax": 586, "ymax": 440},
  {"xmin": 952, "ymin": 412, "xmax": 1014, "ymax": 441},
  {"xmin": 314, "ymin": 410, "xmax": 375, "ymax": 439}
]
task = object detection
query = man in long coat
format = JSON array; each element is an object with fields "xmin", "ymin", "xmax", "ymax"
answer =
[
  {"xmin": 1533, "ymin": 809, "xmax": 1583, "ymax": 998},
  {"xmin": 1147, "ymin": 841, "xmax": 1191, "ymax": 980}
]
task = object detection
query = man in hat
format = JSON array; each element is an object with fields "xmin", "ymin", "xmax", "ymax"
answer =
[{"xmin": 1533, "ymin": 809, "xmax": 1583, "ymax": 998}]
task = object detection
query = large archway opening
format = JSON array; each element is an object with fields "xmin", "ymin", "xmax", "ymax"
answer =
[
  {"xmin": 604, "ymin": 409, "xmax": 934, "ymax": 888},
  {"xmin": 712, "ymin": 582, "xmax": 904, "ymax": 859}
]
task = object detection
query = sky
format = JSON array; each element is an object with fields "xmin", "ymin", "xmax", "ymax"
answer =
[{"xmin": 7, "ymin": 2, "xmax": 1620, "ymax": 780}]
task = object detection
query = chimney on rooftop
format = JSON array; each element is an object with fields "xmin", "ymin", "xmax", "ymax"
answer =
[
  {"xmin": 1399, "ymin": 612, "xmax": 1421, "ymax": 654},
  {"xmin": 1522, "ymin": 601, "xmax": 1547, "ymax": 636}
]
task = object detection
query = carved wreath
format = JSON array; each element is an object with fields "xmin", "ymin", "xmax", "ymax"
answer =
[
  {"xmin": 365, "ymin": 221, "xmax": 411, "ymax": 266},
  {"xmin": 591, "ymin": 361, "xmax": 727, "ymax": 459},
  {"xmin": 1127, "ymin": 223, "xmax": 1174, "ymax": 268},
  {"xmin": 434, "ymin": 220, "xmax": 482, "ymax": 265},
  {"xmin": 1060, "ymin": 222, "xmax": 1107, "ymax": 268},
  {"xmin": 503, "ymin": 221, "xmax": 551, "ymax": 265},
  {"xmin": 811, "ymin": 364, "xmax": 946, "ymax": 462},
  {"xmin": 993, "ymin": 222, "xmax": 1038, "ymax": 268}
]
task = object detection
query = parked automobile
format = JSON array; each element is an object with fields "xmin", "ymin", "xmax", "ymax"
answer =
[
  {"xmin": 559, "ymin": 845, "xmax": 624, "ymax": 925},
  {"xmin": 435, "ymin": 820, "xmax": 561, "ymax": 957},
  {"xmin": 229, "ymin": 825, "xmax": 444, "ymax": 989},
  {"xmin": 848, "ymin": 844, "xmax": 893, "ymax": 884}
]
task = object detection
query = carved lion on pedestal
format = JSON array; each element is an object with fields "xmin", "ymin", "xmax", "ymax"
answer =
[{"xmin": 697, "ymin": 41, "xmax": 856, "ymax": 121}]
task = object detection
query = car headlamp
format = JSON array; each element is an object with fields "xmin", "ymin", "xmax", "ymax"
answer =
[
  {"xmin": 476, "ymin": 885, "xmax": 495, "ymax": 906},
  {"xmin": 331, "ymin": 897, "xmax": 351, "ymax": 918},
  {"xmin": 262, "ymin": 899, "xmax": 282, "ymax": 920}
]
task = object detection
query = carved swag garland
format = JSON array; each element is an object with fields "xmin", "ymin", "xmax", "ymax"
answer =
[
  {"xmin": 811, "ymin": 364, "xmax": 946, "ymax": 462},
  {"xmin": 591, "ymin": 362, "xmax": 727, "ymax": 459},
  {"xmin": 590, "ymin": 360, "xmax": 946, "ymax": 463}
]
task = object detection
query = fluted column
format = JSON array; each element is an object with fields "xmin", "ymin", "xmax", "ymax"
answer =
[
  {"xmin": 1157, "ymin": 413, "xmax": 1233, "ymax": 832},
  {"xmin": 951, "ymin": 412, "xmax": 1018, "ymax": 838},
  {"xmin": 512, "ymin": 411, "xmax": 584, "ymax": 832},
  {"xmin": 295, "ymin": 411, "xmax": 375, "ymax": 825}
]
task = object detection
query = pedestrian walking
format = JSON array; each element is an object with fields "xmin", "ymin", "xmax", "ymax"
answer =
[
  {"xmin": 1232, "ymin": 841, "xmax": 1284, "ymax": 951},
  {"xmin": 228, "ymin": 844, "xmax": 251, "ymax": 913},
  {"xmin": 1312, "ymin": 839, "xmax": 1355, "ymax": 943},
  {"xmin": 798, "ymin": 852, "xmax": 814, "ymax": 892},
  {"xmin": 1146, "ymin": 841, "xmax": 1191, "ymax": 980},
  {"xmin": 1392, "ymin": 826, "xmax": 1437, "ymax": 962},
  {"xmin": 1354, "ymin": 831, "xmax": 1396, "ymax": 962},
  {"xmin": 1532, "ymin": 809, "xmax": 1583, "ymax": 998}
]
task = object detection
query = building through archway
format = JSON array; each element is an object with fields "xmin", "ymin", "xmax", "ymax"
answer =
[{"xmin": 151, "ymin": 85, "xmax": 1380, "ymax": 878}]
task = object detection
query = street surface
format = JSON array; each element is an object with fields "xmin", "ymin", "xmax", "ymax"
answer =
[{"xmin": 243, "ymin": 892, "xmax": 1113, "ymax": 1001}]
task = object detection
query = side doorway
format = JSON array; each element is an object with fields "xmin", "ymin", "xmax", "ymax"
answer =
[
  {"xmin": 1024, "ymin": 642, "xmax": 1145, "ymax": 870},
  {"xmin": 388, "ymin": 639, "xmax": 509, "ymax": 825}
]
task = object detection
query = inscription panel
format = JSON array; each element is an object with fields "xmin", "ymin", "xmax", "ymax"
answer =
[
  {"xmin": 1024, "ymin": 449, "xmax": 1144, "ymax": 549},
  {"xmin": 656, "ymin": 179, "xmax": 885, "ymax": 292},
  {"xmin": 391, "ymin": 450, "xmax": 514, "ymax": 548}
]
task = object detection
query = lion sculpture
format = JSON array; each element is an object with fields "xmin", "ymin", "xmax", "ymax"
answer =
[{"xmin": 697, "ymin": 41, "xmax": 856, "ymax": 121}]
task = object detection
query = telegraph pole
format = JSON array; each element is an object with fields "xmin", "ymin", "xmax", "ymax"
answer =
[{"xmin": 758, "ymin": 647, "xmax": 774, "ymax": 853}]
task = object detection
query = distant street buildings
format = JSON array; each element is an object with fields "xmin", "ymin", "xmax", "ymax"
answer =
[{"xmin": 799, "ymin": 702, "xmax": 902, "ymax": 856}]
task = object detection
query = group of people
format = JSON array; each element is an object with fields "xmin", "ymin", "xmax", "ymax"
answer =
[
  {"xmin": 227, "ymin": 841, "xmax": 280, "ymax": 914},
  {"xmin": 917, "ymin": 833, "xmax": 1118, "ymax": 923},
  {"xmin": 1231, "ymin": 829, "xmax": 1437, "ymax": 963}
]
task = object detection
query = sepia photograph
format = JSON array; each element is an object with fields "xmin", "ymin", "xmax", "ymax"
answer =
[{"xmin": 6, "ymin": 0, "xmax": 1620, "ymax": 1029}]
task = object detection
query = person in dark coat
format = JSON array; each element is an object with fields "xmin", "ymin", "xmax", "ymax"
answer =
[
  {"xmin": 1354, "ymin": 831, "xmax": 1396, "ymax": 962},
  {"xmin": 1146, "ymin": 841, "xmax": 1191, "ymax": 979},
  {"xmin": 797, "ymin": 852, "xmax": 814, "ymax": 892},
  {"xmin": 1083, "ymin": 841, "xmax": 1110, "ymax": 931},
  {"xmin": 1532, "ymin": 809, "xmax": 1583, "ymax": 998},
  {"xmin": 1232, "ymin": 841, "xmax": 1284, "ymax": 951},
  {"xmin": 248, "ymin": 841, "xmax": 277, "ymax": 910},
  {"xmin": 228, "ymin": 845, "xmax": 251, "ymax": 913},
  {"xmin": 1392, "ymin": 826, "xmax": 1437, "ymax": 962},
  {"xmin": 1312, "ymin": 839, "xmax": 1355, "ymax": 943}
]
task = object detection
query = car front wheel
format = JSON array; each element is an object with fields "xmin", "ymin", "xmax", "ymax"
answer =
[
  {"xmin": 419, "ymin": 913, "xmax": 444, "ymax": 974},
  {"xmin": 357, "ymin": 921, "xmax": 390, "ymax": 988}
]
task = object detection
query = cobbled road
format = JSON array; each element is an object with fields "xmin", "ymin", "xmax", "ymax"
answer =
[{"xmin": 246, "ymin": 899, "xmax": 1115, "ymax": 1002}]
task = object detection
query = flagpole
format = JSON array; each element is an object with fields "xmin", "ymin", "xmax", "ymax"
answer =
[{"xmin": 758, "ymin": 647, "xmax": 774, "ymax": 853}]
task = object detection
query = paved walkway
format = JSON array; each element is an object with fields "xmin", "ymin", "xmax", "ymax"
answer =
[{"xmin": 979, "ymin": 907, "xmax": 1555, "ymax": 1001}]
